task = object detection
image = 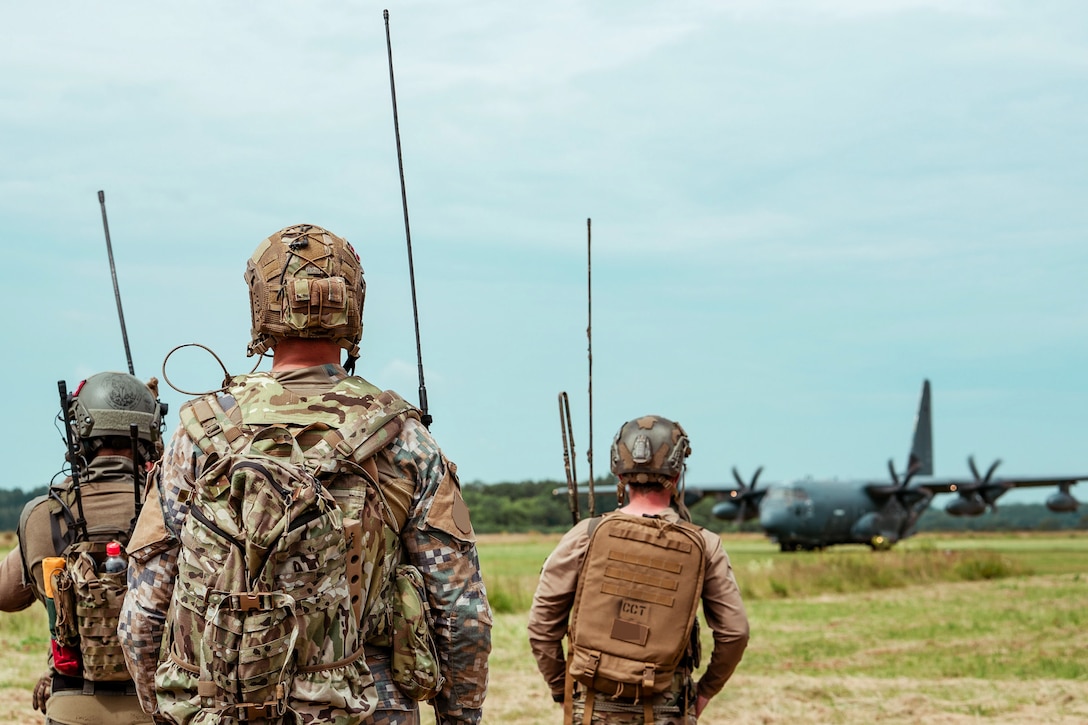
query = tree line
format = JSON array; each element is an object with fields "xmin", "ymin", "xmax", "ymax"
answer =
[
  {"xmin": 460, "ymin": 479, "xmax": 1088, "ymax": 534},
  {"xmin": 2, "ymin": 480, "xmax": 1085, "ymax": 534}
]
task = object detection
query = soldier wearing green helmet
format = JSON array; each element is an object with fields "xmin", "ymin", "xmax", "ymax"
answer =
[{"xmin": 0, "ymin": 371, "xmax": 164, "ymax": 725}]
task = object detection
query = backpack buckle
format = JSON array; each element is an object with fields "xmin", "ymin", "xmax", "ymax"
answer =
[
  {"xmin": 641, "ymin": 664, "xmax": 655, "ymax": 690},
  {"xmin": 231, "ymin": 592, "xmax": 272, "ymax": 612},
  {"xmin": 585, "ymin": 651, "xmax": 601, "ymax": 677},
  {"xmin": 237, "ymin": 700, "xmax": 286, "ymax": 721}
]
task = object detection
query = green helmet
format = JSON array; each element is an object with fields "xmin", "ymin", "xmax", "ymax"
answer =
[
  {"xmin": 245, "ymin": 224, "xmax": 365, "ymax": 361},
  {"xmin": 609, "ymin": 415, "xmax": 691, "ymax": 487},
  {"xmin": 70, "ymin": 372, "xmax": 163, "ymax": 456}
]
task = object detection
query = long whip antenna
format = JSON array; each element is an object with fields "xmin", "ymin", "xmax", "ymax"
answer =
[
  {"xmin": 97, "ymin": 190, "xmax": 135, "ymax": 375},
  {"xmin": 586, "ymin": 218, "xmax": 596, "ymax": 516},
  {"xmin": 384, "ymin": 9, "xmax": 431, "ymax": 428},
  {"xmin": 559, "ymin": 392, "xmax": 580, "ymax": 525}
]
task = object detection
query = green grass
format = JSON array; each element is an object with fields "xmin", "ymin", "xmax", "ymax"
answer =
[
  {"xmin": 4, "ymin": 531, "xmax": 1088, "ymax": 724},
  {"xmin": 475, "ymin": 531, "xmax": 1088, "ymax": 608},
  {"xmin": 473, "ymin": 531, "xmax": 1088, "ymax": 688}
]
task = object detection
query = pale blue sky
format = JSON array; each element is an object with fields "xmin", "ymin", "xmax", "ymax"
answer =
[{"xmin": 3, "ymin": 1, "xmax": 1086, "ymax": 508}]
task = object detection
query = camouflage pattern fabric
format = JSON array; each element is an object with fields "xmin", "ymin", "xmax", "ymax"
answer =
[
  {"xmin": 245, "ymin": 225, "xmax": 364, "ymax": 359},
  {"xmin": 0, "ymin": 455, "xmax": 152, "ymax": 723},
  {"xmin": 570, "ymin": 701, "xmax": 696, "ymax": 725},
  {"xmin": 119, "ymin": 365, "xmax": 491, "ymax": 725},
  {"xmin": 156, "ymin": 451, "xmax": 374, "ymax": 724},
  {"xmin": 361, "ymin": 652, "xmax": 420, "ymax": 725},
  {"xmin": 388, "ymin": 564, "xmax": 442, "ymax": 700},
  {"xmin": 51, "ymin": 540, "xmax": 130, "ymax": 681},
  {"xmin": 569, "ymin": 673, "xmax": 696, "ymax": 725},
  {"xmin": 155, "ymin": 373, "xmax": 410, "ymax": 724}
]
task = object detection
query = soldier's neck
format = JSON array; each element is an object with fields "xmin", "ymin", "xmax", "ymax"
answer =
[
  {"xmin": 272, "ymin": 339, "xmax": 342, "ymax": 371},
  {"xmin": 620, "ymin": 488, "xmax": 674, "ymax": 517}
]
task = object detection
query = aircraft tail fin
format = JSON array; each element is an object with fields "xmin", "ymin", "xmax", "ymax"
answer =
[{"xmin": 907, "ymin": 379, "xmax": 933, "ymax": 476}]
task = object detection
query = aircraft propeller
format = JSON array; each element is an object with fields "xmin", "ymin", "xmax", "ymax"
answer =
[
  {"xmin": 887, "ymin": 457, "xmax": 919, "ymax": 490},
  {"xmin": 946, "ymin": 456, "xmax": 1005, "ymax": 516},
  {"xmin": 968, "ymin": 456, "xmax": 1001, "ymax": 486},
  {"xmin": 726, "ymin": 465, "xmax": 764, "ymax": 523},
  {"xmin": 969, "ymin": 456, "xmax": 1008, "ymax": 510}
]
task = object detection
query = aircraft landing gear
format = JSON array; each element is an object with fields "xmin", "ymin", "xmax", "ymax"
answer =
[{"xmin": 869, "ymin": 535, "xmax": 892, "ymax": 551}]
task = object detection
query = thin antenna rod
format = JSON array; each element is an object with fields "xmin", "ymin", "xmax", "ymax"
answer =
[
  {"xmin": 587, "ymin": 218, "xmax": 595, "ymax": 516},
  {"xmin": 384, "ymin": 9, "xmax": 431, "ymax": 428},
  {"xmin": 98, "ymin": 190, "xmax": 135, "ymax": 375}
]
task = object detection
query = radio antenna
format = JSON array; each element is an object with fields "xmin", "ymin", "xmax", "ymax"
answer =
[
  {"xmin": 97, "ymin": 190, "xmax": 135, "ymax": 375},
  {"xmin": 586, "ymin": 218, "xmax": 596, "ymax": 515},
  {"xmin": 383, "ymin": 9, "xmax": 431, "ymax": 428}
]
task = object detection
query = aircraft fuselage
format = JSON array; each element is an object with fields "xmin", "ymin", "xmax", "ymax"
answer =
[{"xmin": 758, "ymin": 479, "xmax": 914, "ymax": 551}]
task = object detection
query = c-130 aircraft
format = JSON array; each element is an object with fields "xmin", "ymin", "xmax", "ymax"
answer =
[{"xmin": 686, "ymin": 380, "xmax": 1085, "ymax": 551}]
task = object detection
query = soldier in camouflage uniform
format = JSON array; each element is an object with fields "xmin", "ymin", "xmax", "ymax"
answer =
[
  {"xmin": 528, "ymin": 416, "xmax": 749, "ymax": 724},
  {"xmin": 0, "ymin": 372, "xmax": 163, "ymax": 725},
  {"xmin": 117, "ymin": 223, "xmax": 491, "ymax": 725}
]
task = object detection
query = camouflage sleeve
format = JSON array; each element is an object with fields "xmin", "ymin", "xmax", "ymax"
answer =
[
  {"xmin": 118, "ymin": 424, "xmax": 194, "ymax": 716},
  {"xmin": 394, "ymin": 418, "xmax": 491, "ymax": 725}
]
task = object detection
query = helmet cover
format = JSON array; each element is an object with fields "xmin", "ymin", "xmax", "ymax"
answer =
[
  {"xmin": 610, "ymin": 415, "xmax": 691, "ymax": 487},
  {"xmin": 70, "ymin": 372, "xmax": 163, "ymax": 456},
  {"xmin": 245, "ymin": 224, "xmax": 365, "ymax": 359}
]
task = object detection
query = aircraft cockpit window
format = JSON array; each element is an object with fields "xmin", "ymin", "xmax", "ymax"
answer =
[{"xmin": 765, "ymin": 487, "xmax": 810, "ymax": 503}]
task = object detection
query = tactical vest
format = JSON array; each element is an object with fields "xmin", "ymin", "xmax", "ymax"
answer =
[
  {"xmin": 21, "ymin": 469, "xmax": 143, "ymax": 687},
  {"xmin": 566, "ymin": 512, "xmax": 706, "ymax": 722},
  {"xmin": 154, "ymin": 373, "xmax": 418, "ymax": 725}
]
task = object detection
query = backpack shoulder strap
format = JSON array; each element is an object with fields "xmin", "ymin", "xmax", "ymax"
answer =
[
  {"xmin": 305, "ymin": 388, "xmax": 419, "ymax": 471},
  {"xmin": 179, "ymin": 388, "xmax": 246, "ymax": 457},
  {"xmin": 584, "ymin": 514, "xmax": 606, "ymax": 541},
  {"xmin": 180, "ymin": 373, "xmax": 419, "ymax": 468}
]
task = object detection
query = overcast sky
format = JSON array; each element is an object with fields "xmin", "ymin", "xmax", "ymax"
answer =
[{"xmin": 3, "ymin": 1, "xmax": 1086, "ymax": 511}]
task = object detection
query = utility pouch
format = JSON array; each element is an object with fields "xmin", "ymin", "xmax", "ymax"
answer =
[
  {"xmin": 54, "ymin": 541, "xmax": 130, "ymax": 681},
  {"xmin": 389, "ymin": 564, "xmax": 443, "ymax": 701}
]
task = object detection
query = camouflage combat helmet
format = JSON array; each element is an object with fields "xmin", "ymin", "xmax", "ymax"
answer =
[
  {"xmin": 610, "ymin": 415, "xmax": 691, "ymax": 488},
  {"xmin": 70, "ymin": 372, "xmax": 163, "ymax": 458},
  {"xmin": 245, "ymin": 223, "xmax": 365, "ymax": 364}
]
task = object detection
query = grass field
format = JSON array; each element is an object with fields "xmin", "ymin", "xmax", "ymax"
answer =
[{"xmin": 2, "ymin": 531, "xmax": 1086, "ymax": 724}]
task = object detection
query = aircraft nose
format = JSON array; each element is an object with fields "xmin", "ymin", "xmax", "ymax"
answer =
[{"xmin": 759, "ymin": 503, "xmax": 788, "ymax": 535}]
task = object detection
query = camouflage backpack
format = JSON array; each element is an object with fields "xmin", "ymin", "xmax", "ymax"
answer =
[
  {"xmin": 155, "ymin": 373, "xmax": 417, "ymax": 725},
  {"xmin": 49, "ymin": 536, "xmax": 133, "ymax": 682},
  {"xmin": 17, "ymin": 475, "xmax": 140, "ymax": 685}
]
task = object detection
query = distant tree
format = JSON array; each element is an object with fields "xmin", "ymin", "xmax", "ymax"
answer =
[
  {"xmin": 0, "ymin": 486, "xmax": 48, "ymax": 532},
  {"xmin": 916, "ymin": 503, "xmax": 1086, "ymax": 532}
]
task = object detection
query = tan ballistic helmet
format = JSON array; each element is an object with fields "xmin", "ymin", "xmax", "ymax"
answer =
[
  {"xmin": 610, "ymin": 415, "xmax": 691, "ymax": 488},
  {"xmin": 71, "ymin": 372, "xmax": 163, "ymax": 457},
  {"xmin": 245, "ymin": 223, "xmax": 365, "ymax": 361}
]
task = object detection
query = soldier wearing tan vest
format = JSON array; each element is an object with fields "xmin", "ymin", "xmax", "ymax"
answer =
[
  {"xmin": 0, "ymin": 372, "xmax": 163, "ymax": 725},
  {"xmin": 528, "ymin": 415, "xmax": 749, "ymax": 724}
]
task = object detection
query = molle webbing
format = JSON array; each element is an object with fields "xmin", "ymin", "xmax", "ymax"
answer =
[
  {"xmin": 179, "ymin": 374, "xmax": 418, "ymax": 466},
  {"xmin": 567, "ymin": 513, "xmax": 706, "ymax": 704}
]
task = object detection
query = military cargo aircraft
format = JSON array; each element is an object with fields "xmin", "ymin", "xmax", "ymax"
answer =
[{"xmin": 685, "ymin": 380, "xmax": 1085, "ymax": 551}]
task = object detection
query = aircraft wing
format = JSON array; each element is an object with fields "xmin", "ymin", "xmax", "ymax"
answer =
[
  {"xmin": 914, "ymin": 474, "xmax": 1088, "ymax": 495},
  {"xmin": 911, "ymin": 470, "xmax": 1086, "ymax": 516},
  {"xmin": 687, "ymin": 470, "xmax": 774, "ymax": 521}
]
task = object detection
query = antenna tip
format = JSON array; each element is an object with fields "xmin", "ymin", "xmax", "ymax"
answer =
[
  {"xmin": 384, "ymin": 9, "xmax": 389, "ymax": 19},
  {"xmin": 98, "ymin": 190, "xmax": 105, "ymax": 202}
]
